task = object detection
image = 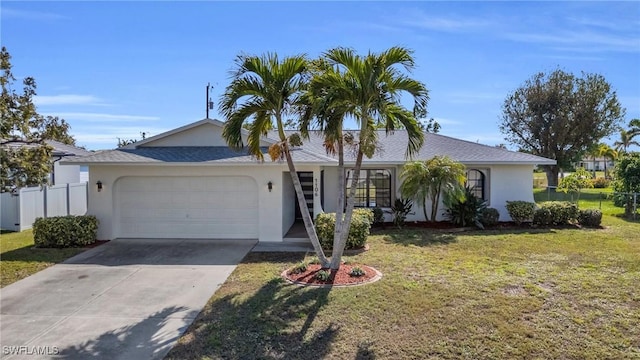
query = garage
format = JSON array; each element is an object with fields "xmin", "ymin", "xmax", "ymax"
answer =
[{"xmin": 115, "ymin": 176, "xmax": 258, "ymax": 239}]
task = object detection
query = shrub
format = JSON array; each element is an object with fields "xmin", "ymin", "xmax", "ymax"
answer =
[
  {"xmin": 578, "ymin": 209, "xmax": 603, "ymax": 227},
  {"xmin": 288, "ymin": 261, "xmax": 308, "ymax": 275},
  {"xmin": 391, "ymin": 198, "xmax": 413, "ymax": 228},
  {"xmin": 371, "ymin": 207, "xmax": 384, "ymax": 226},
  {"xmin": 480, "ymin": 208, "xmax": 500, "ymax": 227},
  {"xmin": 443, "ymin": 186, "xmax": 487, "ymax": 228},
  {"xmin": 33, "ymin": 215, "xmax": 98, "ymax": 248},
  {"xmin": 353, "ymin": 208, "xmax": 374, "ymax": 225},
  {"xmin": 349, "ymin": 266, "xmax": 366, "ymax": 277},
  {"xmin": 591, "ymin": 177, "xmax": 610, "ymax": 189},
  {"xmin": 315, "ymin": 270, "xmax": 331, "ymax": 282},
  {"xmin": 315, "ymin": 211, "xmax": 371, "ymax": 250},
  {"xmin": 505, "ymin": 201, "xmax": 536, "ymax": 225},
  {"xmin": 533, "ymin": 201, "xmax": 579, "ymax": 226}
]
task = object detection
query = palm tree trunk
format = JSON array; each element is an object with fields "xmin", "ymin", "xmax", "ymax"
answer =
[
  {"xmin": 422, "ymin": 197, "xmax": 428, "ymax": 222},
  {"xmin": 329, "ymin": 149, "xmax": 365, "ymax": 270},
  {"xmin": 332, "ymin": 136, "xmax": 345, "ymax": 262},
  {"xmin": 283, "ymin": 143, "xmax": 330, "ymax": 267}
]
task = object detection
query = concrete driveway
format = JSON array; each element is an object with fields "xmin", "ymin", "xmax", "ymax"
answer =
[{"xmin": 0, "ymin": 239, "xmax": 256, "ymax": 360}]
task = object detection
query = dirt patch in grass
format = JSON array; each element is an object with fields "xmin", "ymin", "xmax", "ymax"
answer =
[{"xmin": 283, "ymin": 263, "xmax": 381, "ymax": 287}]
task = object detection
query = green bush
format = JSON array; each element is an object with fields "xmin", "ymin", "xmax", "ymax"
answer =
[
  {"xmin": 371, "ymin": 207, "xmax": 384, "ymax": 226},
  {"xmin": 315, "ymin": 211, "xmax": 371, "ymax": 250},
  {"xmin": 33, "ymin": 215, "xmax": 98, "ymax": 248},
  {"xmin": 391, "ymin": 198, "xmax": 413, "ymax": 228},
  {"xmin": 315, "ymin": 270, "xmax": 331, "ymax": 281},
  {"xmin": 353, "ymin": 208, "xmax": 374, "ymax": 225},
  {"xmin": 349, "ymin": 266, "xmax": 366, "ymax": 277},
  {"xmin": 443, "ymin": 186, "xmax": 487, "ymax": 228},
  {"xmin": 288, "ymin": 261, "xmax": 308, "ymax": 275},
  {"xmin": 533, "ymin": 201, "xmax": 579, "ymax": 226},
  {"xmin": 505, "ymin": 201, "xmax": 536, "ymax": 225},
  {"xmin": 480, "ymin": 208, "xmax": 500, "ymax": 227},
  {"xmin": 578, "ymin": 209, "xmax": 603, "ymax": 227},
  {"xmin": 591, "ymin": 177, "xmax": 610, "ymax": 188}
]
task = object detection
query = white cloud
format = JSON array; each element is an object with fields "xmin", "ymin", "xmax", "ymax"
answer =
[
  {"xmin": 504, "ymin": 30, "xmax": 640, "ymax": 53},
  {"xmin": 34, "ymin": 94, "xmax": 105, "ymax": 106},
  {"xmin": 44, "ymin": 112, "xmax": 160, "ymax": 122},
  {"xmin": 73, "ymin": 126, "xmax": 170, "ymax": 150},
  {"xmin": 2, "ymin": 8, "xmax": 67, "ymax": 21}
]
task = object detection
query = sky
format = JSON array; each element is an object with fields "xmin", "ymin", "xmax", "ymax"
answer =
[{"xmin": 2, "ymin": 1, "xmax": 639, "ymax": 151}]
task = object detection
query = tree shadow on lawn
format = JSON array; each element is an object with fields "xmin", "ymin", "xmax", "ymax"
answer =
[
  {"xmin": 382, "ymin": 228, "xmax": 458, "ymax": 247},
  {"xmin": 166, "ymin": 276, "xmax": 338, "ymax": 360},
  {"xmin": 57, "ymin": 306, "xmax": 195, "ymax": 360},
  {"xmin": 1, "ymin": 245, "xmax": 84, "ymax": 263}
]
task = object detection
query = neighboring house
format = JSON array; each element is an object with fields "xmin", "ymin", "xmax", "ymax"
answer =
[
  {"xmin": 62, "ymin": 119, "xmax": 555, "ymax": 242},
  {"xmin": 577, "ymin": 157, "xmax": 614, "ymax": 172},
  {"xmin": 2, "ymin": 139, "xmax": 92, "ymax": 185}
]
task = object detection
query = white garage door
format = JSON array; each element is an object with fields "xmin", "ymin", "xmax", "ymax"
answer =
[{"xmin": 115, "ymin": 176, "xmax": 258, "ymax": 239}]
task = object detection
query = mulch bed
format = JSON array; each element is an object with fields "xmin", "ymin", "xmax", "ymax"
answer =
[
  {"xmin": 283, "ymin": 263, "xmax": 381, "ymax": 287},
  {"xmin": 85, "ymin": 240, "xmax": 109, "ymax": 248}
]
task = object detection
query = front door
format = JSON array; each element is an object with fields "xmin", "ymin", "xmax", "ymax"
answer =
[{"xmin": 294, "ymin": 172, "xmax": 314, "ymax": 221}]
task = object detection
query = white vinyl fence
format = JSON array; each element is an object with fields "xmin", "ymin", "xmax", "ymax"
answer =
[{"xmin": 0, "ymin": 182, "xmax": 88, "ymax": 232}]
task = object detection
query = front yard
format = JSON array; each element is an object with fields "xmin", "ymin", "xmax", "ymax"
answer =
[
  {"xmin": 167, "ymin": 215, "xmax": 640, "ymax": 359},
  {"xmin": 0, "ymin": 230, "xmax": 86, "ymax": 287}
]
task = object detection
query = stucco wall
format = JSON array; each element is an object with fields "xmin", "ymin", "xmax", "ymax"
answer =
[
  {"xmin": 89, "ymin": 164, "xmax": 289, "ymax": 242},
  {"xmin": 53, "ymin": 162, "xmax": 81, "ymax": 185}
]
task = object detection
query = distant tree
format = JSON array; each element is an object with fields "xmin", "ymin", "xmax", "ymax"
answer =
[
  {"xmin": 613, "ymin": 130, "xmax": 639, "ymax": 153},
  {"xmin": 117, "ymin": 132, "xmax": 147, "ymax": 148},
  {"xmin": 1, "ymin": 46, "xmax": 76, "ymax": 192},
  {"xmin": 628, "ymin": 118, "xmax": 640, "ymax": 143},
  {"xmin": 418, "ymin": 118, "xmax": 440, "ymax": 133},
  {"xmin": 597, "ymin": 143, "xmax": 617, "ymax": 179},
  {"xmin": 500, "ymin": 69, "xmax": 624, "ymax": 187}
]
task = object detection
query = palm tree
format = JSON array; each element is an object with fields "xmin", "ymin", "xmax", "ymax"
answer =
[
  {"xmin": 401, "ymin": 156, "xmax": 466, "ymax": 222},
  {"xmin": 597, "ymin": 143, "xmax": 618, "ymax": 179},
  {"xmin": 614, "ymin": 130, "xmax": 640, "ymax": 153},
  {"xmin": 303, "ymin": 47, "xmax": 428, "ymax": 269},
  {"xmin": 220, "ymin": 53, "xmax": 330, "ymax": 267},
  {"xmin": 629, "ymin": 118, "xmax": 640, "ymax": 142}
]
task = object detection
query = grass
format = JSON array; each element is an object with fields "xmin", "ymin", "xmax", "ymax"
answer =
[
  {"xmin": 533, "ymin": 187, "xmax": 622, "ymax": 216},
  {"xmin": 167, "ymin": 217, "xmax": 640, "ymax": 359},
  {"xmin": 0, "ymin": 230, "xmax": 86, "ymax": 288}
]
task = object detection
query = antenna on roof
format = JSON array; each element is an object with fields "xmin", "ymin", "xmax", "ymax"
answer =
[{"xmin": 206, "ymin": 82, "xmax": 214, "ymax": 119}]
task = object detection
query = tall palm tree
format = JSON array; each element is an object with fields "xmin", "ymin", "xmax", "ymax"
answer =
[
  {"xmin": 628, "ymin": 118, "xmax": 640, "ymax": 141},
  {"xmin": 614, "ymin": 130, "xmax": 640, "ymax": 153},
  {"xmin": 303, "ymin": 47, "xmax": 428, "ymax": 269},
  {"xmin": 220, "ymin": 53, "xmax": 330, "ymax": 267}
]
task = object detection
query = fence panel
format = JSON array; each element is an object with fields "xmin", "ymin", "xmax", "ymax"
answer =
[
  {"xmin": 68, "ymin": 183, "xmax": 88, "ymax": 215},
  {"xmin": 0, "ymin": 182, "xmax": 88, "ymax": 232},
  {"xmin": 1, "ymin": 193, "xmax": 20, "ymax": 232}
]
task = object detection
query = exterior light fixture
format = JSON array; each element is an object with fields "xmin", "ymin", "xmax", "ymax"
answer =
[
  {"xmin": 268, "ymin": 181, "xmax": 273, "ymax": 192},
  {"xmin": 96, "ymin": 181, "xmax": 103, "ymax": 192}
]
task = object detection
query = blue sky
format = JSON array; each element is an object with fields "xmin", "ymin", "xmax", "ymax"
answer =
[{"xmin": 2, "ymin": 1, "xmax": 639, "ymax": 150}]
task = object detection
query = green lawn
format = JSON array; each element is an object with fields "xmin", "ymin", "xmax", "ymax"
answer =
[
  {"xmin": 167, "ymin": 217, "xmax": 640, "ymax": 359},
  {"xmin": 533, "ymin": 187, "xmax": 623, "ymax": 216},
  {"xmin": 0, "ymin": 230, "xmax": 86, "ymax": 287}
]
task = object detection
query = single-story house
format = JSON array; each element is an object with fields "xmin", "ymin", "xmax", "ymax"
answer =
[
  {"xmin": 2, "ymin": 139, "xmax": 92, "ymax": 185},
  {"xmin": 63, "ymin": 118, "xmax": 555, "ymax": 242},
  {"xmin": 577, "ymin": 157, "xmax": 614, "ymax": 172}
]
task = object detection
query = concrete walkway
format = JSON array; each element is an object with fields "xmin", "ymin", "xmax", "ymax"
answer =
[{"xmin": 0, "ymin": 239, "xmax": 256, "ymax": 360}]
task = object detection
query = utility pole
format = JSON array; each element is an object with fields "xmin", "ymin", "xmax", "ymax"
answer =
[{"xmin": 206, "ymin": 83, "xmax": 214, "ymax": 119}]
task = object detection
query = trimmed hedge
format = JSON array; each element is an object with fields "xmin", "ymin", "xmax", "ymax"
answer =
[
  {"xmin": 33, "ymin": 215, "xmax": 99, "ymax": 248},
  {"xmin": 578, "ymin": 209, "xmax": 603, "ymax": 228},
  {"xmin": 315, "ymin": 209, "xmax": 372, "ymax": 250},
  {"xmin": 533, "ymin": 201, "xmax": 579, "ymax": 226},
  {"xmin": 480, "ymin": 208, "xmax": 500, "ymax": 227},
  {"xmin": 505, "ymin": 201, "xmax": 536, "ymax": 225}
]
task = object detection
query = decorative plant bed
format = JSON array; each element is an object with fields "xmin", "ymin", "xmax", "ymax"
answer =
[{"xmin": 283, "ymin": 263, "xmax": 382, "ymax": 288}]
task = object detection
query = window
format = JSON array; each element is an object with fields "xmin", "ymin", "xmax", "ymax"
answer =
[
  {"xmin": 345, "ymin": 169, "xmax": 392, "ymax": 208},
  {"xmin": 466, "ymin": 169, "xmax": 485, "ymax": 200}
]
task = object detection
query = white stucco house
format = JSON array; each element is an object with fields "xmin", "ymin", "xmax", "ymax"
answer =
[{"xmin": 63, "ymin": 118, "xmax": 555, "ymax": 242}]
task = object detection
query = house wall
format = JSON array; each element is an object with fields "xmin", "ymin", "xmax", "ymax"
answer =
[
  {"xmin": 321, "ymin": 163, "xmax": 534, "ymax": 223},
  {"xmin": 53, "ymin": 162, "xmax": 81, "ymax": 185},
  {"xmin": 88, "ymin": 164, "xmax": 322, "ymax": 242}
]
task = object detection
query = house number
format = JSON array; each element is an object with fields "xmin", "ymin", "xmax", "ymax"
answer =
[{"xmin": 314, "ymin": 178, "xmax": 318, "ymax": 197}]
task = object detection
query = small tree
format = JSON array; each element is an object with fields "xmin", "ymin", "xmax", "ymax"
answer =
[
  {"xmin": 1, "ymin": 47, "xmax": 76, "ymax": 192},
  {"xmin": 400, "ymin": 156, "xmax": 466, "ymax": 222},
  {"xmin": 557, "ymin": 167, "xmax": 593, "ymax": 203},
  {"xmin": 612, "ymin": 153, "xmax": 640, "ymax": 218}
]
